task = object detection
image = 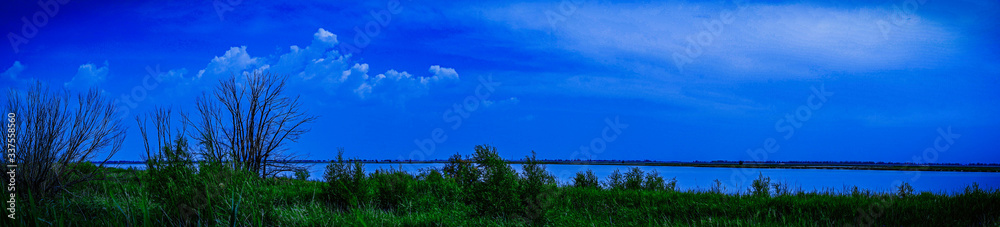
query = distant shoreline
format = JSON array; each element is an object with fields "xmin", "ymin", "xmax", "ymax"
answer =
[{"xmin": 101, "ymin": 160, "xmax": 1000, "ymax": 172}]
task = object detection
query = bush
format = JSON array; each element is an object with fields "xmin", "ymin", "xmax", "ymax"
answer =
[
  {"xmin": 294, "ymin": 168, "xmax": 310, "ymax": 181},
  {"xmin": 519, "ymin": 151, "xmax": 557, "ymax": 223},
  {"xmin": 665, "ymin": 177, "xmax": 678, "ymax": 191},
  {"xmin": 194, "ymin": 161, "xmax": 263, "ymax": 226},
  {"xmin": 468, "ymin": 144, "xmax": 520, "ymax": 217},
  {"xmin": 4, "ymin": 83, "xmax": 126, "ymax": 202},
  {"xmin": 642, "ymin": 169, "xmax": 666, "ymax": 191},
  {"xmin": 772, "ymin": 181, "xmax": 790, "ymax": 196},
  {"xmin": 416, "ymin": 168, "xmax": 463, "ymax": 205},
  {"xmin": 370, "ymin": 168, "xmax": 416, "ymax": 210},
  {"xmin": 69, "ymin": 161, "xmax": 99, "ymax": 176},
  {"xmin": 443, "ymin": 153, "xmax": 479, "ymax": 189},
  {"xmin": 421, "ymin": 168, "xmax": 444, "ymax": 183},
  {"xmin": 141, "ymin": 136, "xmax": 263, "ymax": 226},
  {"xmin": 624, "ymin": 167, "xmax": 645, "ymax": 190},
  {"xmin": 324, "ymin": 148, "xmax": 368, "ymax": 209},
  {"xmin": 751, "ymin": 172, "xmax": 771, "ymax": 197},
  {"xmin": 606, "ymin": 169, "xmax": 625, "ymax": 190},
  {"xmin": 519, "ymin": 151, "xmax": 556, "ymax": 190},
  {"xmin": 143, "ymin": 136, "xmax": 201, "ymax": 222},
  {"xmin": 897, "ymin": 182, "xmax": 914, "ymax": 197},
  {"xmin": 573, "ymin": 169, "xmax": 600, "ymax": 189}
]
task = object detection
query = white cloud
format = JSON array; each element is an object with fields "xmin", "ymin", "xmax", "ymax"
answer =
[
  {"xmin": 273, "ymin": 28, "xmax": 348, "ymax": 80},
  {"xmin": 1, "ymin": 61, "xmax": 24, "ymax": 80},
  {"xmin": 195, "ymin": 46, "xmax": 264, "ymax": 79},
  {"xmin": 64, "ymin": 61, "xmax": 110, "ymax": 91},
  {"xmin": 348, "ymin": 65, "xmax": 461, "ymax": 103},
  {"xmin": 193, "ymin": 28, "xmax": 461, "ymax": 104},
  {"xmin": 428, "ymin": 65, "xmax": 460, "ymax": 84}
]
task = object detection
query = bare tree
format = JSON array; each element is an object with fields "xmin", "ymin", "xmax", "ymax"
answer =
[
  {"xmin": 187, "ymin": 94, "xmax": 226, "ymax": 163},
  {"xmin": 184, "ymin": 71, "xmax": 316, "ymax": 177},
  {"xmin": 136, "ymin": 107, "xmax": 188, "ymax": 167},
  {"xmin": 3, "ymin": 82, "xmax": 126, "ymax": 200}
]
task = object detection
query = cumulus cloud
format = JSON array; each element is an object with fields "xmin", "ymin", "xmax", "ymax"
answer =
[
  {"xmin": 193, "ymin": 28, "xmax": 461, "ymax": 104},
  {"xmin": 196, "ymin": 46, "xmax": 264, "ymax": 79},
  {"xmin": 428, "ymin": 65, "xmax": 460, "ymax": 84},
  {"xmin": 273, "ymin": 28, "xmax": 348, "ymax": 80},
  {"xmin": 320, "ymin": 63, "xmax": 460, "ymax": 104},
  {"xmin": 64, "ymin": 61, "xmax": 110, "ymax": 91},
  {"xmin": 344, "ymin": 64, "xmax": 459, "ymax": 103},
  {"xmin": 2, "ymin": 61, "xmax": 24, "ymax": 80},
  {"xmin": 0, "ymin": 61, "xmax": 28, "ymax": 90}
]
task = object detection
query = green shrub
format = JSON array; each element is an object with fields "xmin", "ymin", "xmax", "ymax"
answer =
[
  {"xmin": 751, "ymin": 172, "xmax": 771, "ymax": 197},
  {"xmin": 642, "ymin": 169, "xmax": 666, "ymax": 191},
  {"xmin": 421, "ymin": 168, "xmax": 444, "ymax": 183},
  {"xmin": 519, "ymin": 151, "xmax": 557, "ymax": 223},
  {"xmin": 897, "ymin": 182, "xmax": 914, "ymax": 197},
  {"xmin": 573, "ymin": 169, "xmax": 600, "ymax": 189},
  {"xmin": 69, "ymin": 161, "xmax": 99, "ymax": 176},
  {"xmin": 137, "ymin": 135, "xmax": 265, "ymax": 226},
  {"xmin": 370, "ymin": 167, "xmax": 416, "ymax": 210},
  {"xmin": 772, "ymin": 181, "xmax": 790, "ymax": 196},
  {"xmin": 294, "ymin": 167, "xmax": 310, "ymax": 181},
  {"xmin": 417, "ymin": 168, "xmax": 463, "ymax": 205},
  {"xmin": 143, "ymin": 136, "xmax": 202, "ymax": 223},
  {"xmin": 443, "ymin": 153, "xmax": 479, "ymax": 189},
  {"xmin": 665, "ymin": 177, "xmax": 677, "ymax": 191},
  {"xmin": 624, "ymin": 167, "xmax": 645, "ymax": 190},
  {"xmin": 468, "ymin": 144, "xmax": 520, "ymax": 217},
  {"xmin": 519, "ymin": 151, "xmax": 556, "ymax": 191},
  {"xmin": 195, "ymin": 161, "xmax": 264, "ymax": 226},
  {"xmin": 606, "ymin": 169, "xmax": 625, "ymax": 190},
  {"xmin": 324, "ymin": 148, "xmax": 368, "ymax": 209}
]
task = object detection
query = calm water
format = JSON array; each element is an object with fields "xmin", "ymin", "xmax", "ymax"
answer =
[{"xmin": 115, "ymin": 163, "xmax": 1000, "ymax": 194}]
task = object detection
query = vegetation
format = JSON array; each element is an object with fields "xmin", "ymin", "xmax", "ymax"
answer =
[
  {"xmin": 183, "ymin": 71, "xmax": 317, "ymax": 177},
  {"xmin": 3, "ymin": 145, "xmax": 999, "ymax": 226},
  {"xmin": 4, "ymin": 74, "xmax": 998, "ymax": 226},
  {"xmin": 2, "ymin": 82, "xmax": 126, "ymax": 202}
]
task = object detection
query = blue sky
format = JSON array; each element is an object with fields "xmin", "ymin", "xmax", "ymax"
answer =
[{"xmin": 2, "ymin": 0, "xmax": 998, "ymax": 163}]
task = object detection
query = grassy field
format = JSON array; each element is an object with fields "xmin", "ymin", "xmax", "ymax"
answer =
[{"xmin": 4, "ymin": 147, "xmax": 999, "ymax": 226}]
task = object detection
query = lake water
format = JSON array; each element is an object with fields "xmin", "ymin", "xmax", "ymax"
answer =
[{"xmin": 114, "ymin": 163, "xmax": 1000, "ymax": 195}]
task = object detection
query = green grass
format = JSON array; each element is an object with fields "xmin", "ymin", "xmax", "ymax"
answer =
[{"xmin": 3, "ymin": 162, "xmax": 999, "ymax": 226}]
